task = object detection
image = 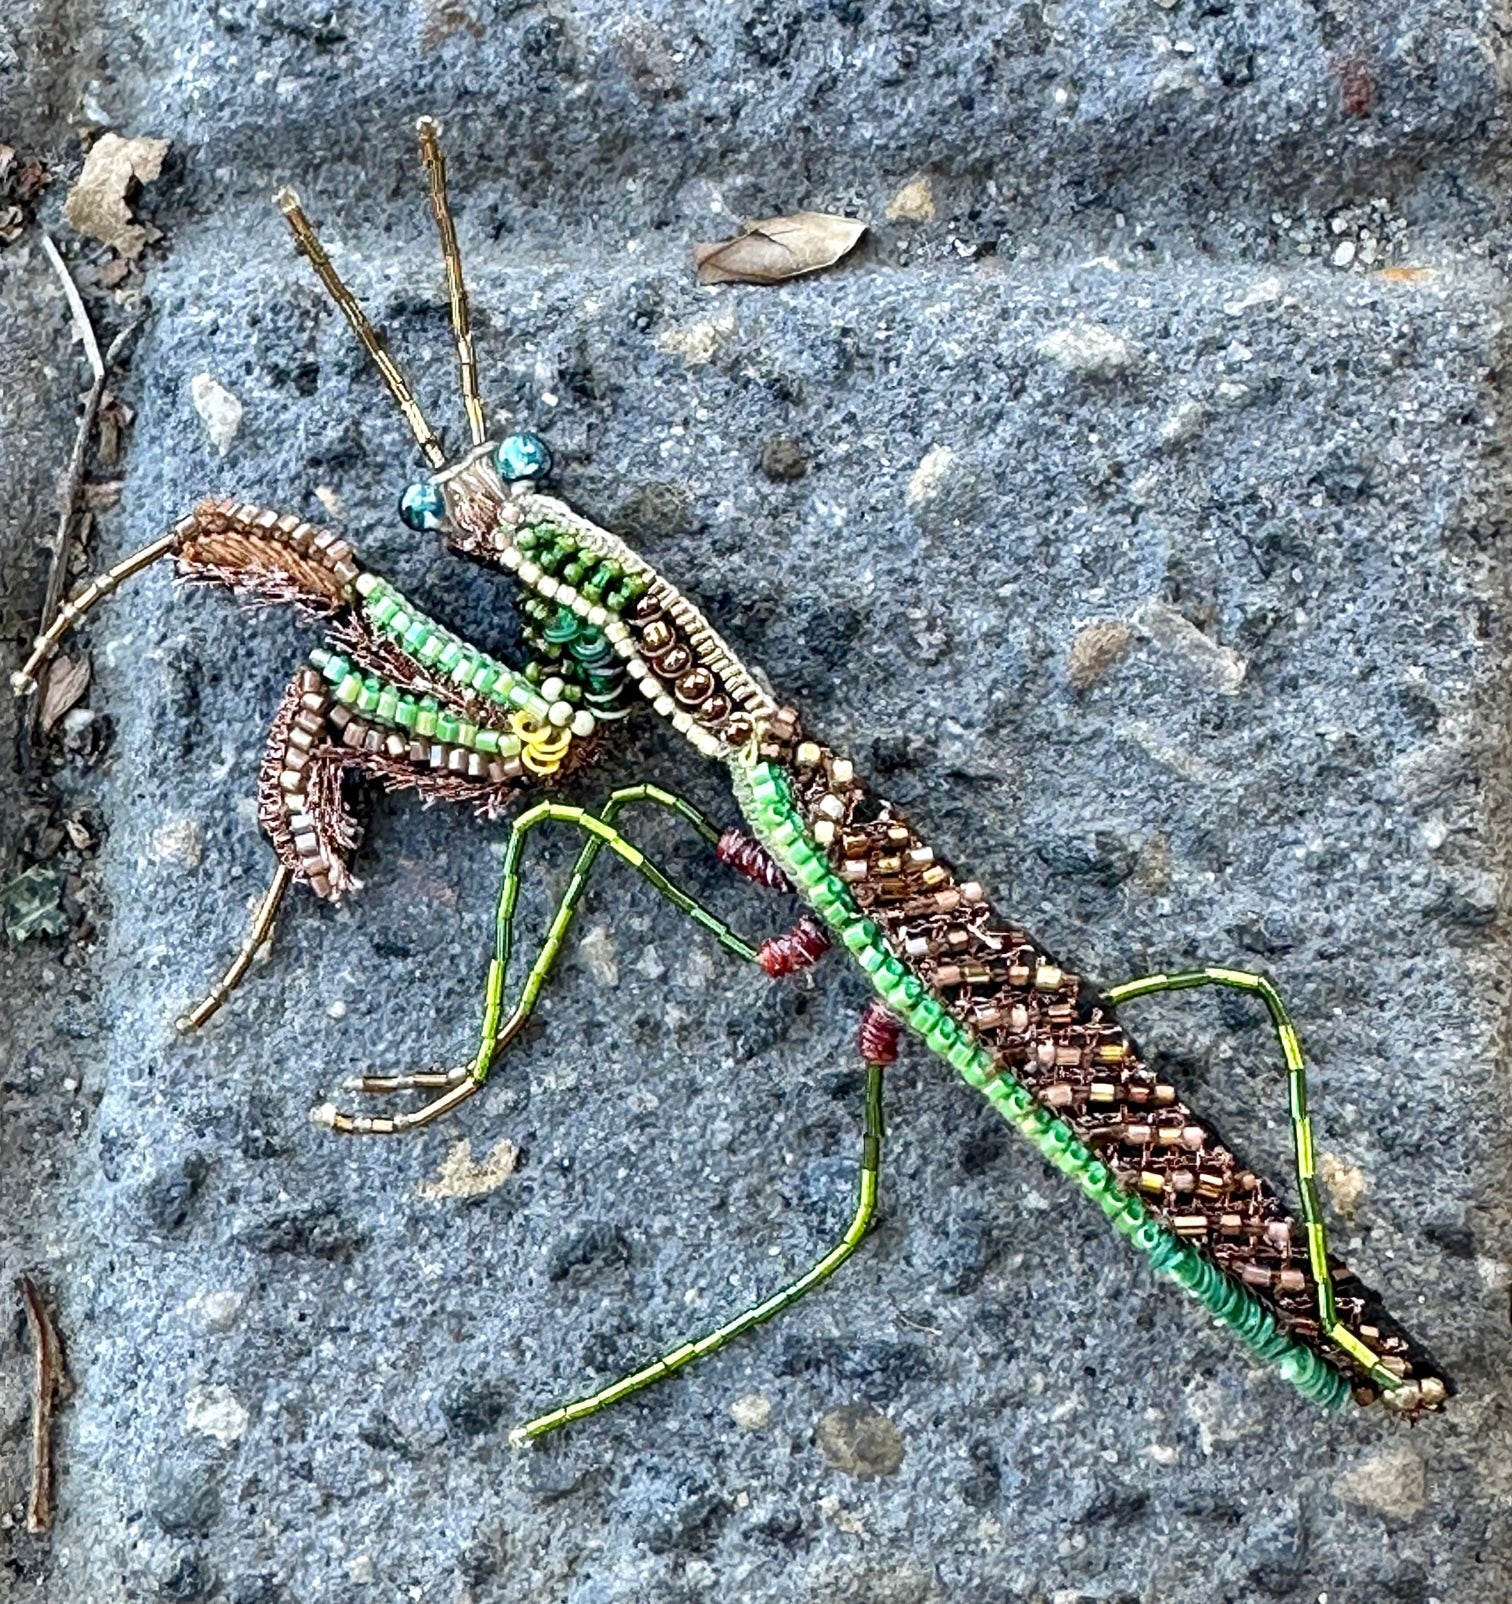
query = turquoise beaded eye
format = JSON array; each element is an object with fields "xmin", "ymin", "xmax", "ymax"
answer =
[
  {"xmin": 495, "ymin": 432, "xmax": 552, "ymax": 483},
  {"xmin": 399, "ymin": 480, "xmax": 446, "ymax": 532}
]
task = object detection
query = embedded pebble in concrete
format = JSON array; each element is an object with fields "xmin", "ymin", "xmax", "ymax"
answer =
[{"xmin": 815, "ymin": 1402, "xmax": 906, "ymax": 1481}]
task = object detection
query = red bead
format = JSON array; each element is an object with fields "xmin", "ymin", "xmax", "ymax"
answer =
[
  {"xmin": 758, "ymin": 915, "xmax": 829, "ymax": 976},
  {"xmin": 857, "ymin": 999, "xmax": 901, "ymax": 1065},
  {"xmin": 718, "ymin": 828, "xmax": 793, "ymax": 893}
]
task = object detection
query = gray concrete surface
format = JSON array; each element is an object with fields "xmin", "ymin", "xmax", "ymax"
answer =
[{"xmin": 2, "ymin": 4, "xmax": 1510, "ymax": 1602}]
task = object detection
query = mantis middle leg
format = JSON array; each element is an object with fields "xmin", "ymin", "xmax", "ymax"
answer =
[
  {"xmin": 317, "ymin": 785, "xmax": 801, "ymax": 1133},
  {"xmin": 510, "ymin": 1053, "xmax": 886, "ymax": 1447}
]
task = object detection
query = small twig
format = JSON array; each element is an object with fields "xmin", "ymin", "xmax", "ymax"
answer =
[
  {"xmin": 31, "ymin": 235, "xmax": 133, "ymax": 735},
  {"xmin": 892, "ymin": 1305, "xmax": 943, "ymax": 1337},
  {"xmin": 17, "ymin": 1275, "xmax": 70, "ymax": 1534}
]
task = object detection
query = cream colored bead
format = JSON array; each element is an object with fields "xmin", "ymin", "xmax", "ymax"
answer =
[
  {"xmin": 796, "ymin": 741, "xmax": 822, "ymax": 767},
  {"xmin": 639, "ymin": 676, "xmax": 664, "ymax": 699},
  {"xmin": 548, "ymin": 701, "xmax": 572, "ymax": 727},
  {"xmin": 541, "ymin": 676, "xmax": 565, "ymax": 701},
  {"xmin": 537, "ymin": 575, "xmax": 558, "ymax": 599},
  {"xmin": 626, "ymin": 659, "xmax": 648, "ymax": 680},
  {"xmin": 571, "ymin": 709, "xmax": 596, "ymax": 738},
  {"xmin": 355, "ymin": 572, "xmax": 379, "ymax": 596},
  {"xmin": 830, "ymin": 758, "xmax": 854, "ymax": 785},
  {"xmin": 671, "ymin": 710, "xmax": 693, "ymax": 733},
  {"xmin": 518, "ymin": 560, "xmax": 541, "ymax": 584},
  {"xmin": 587, "ymin": 605, "xmax": 608, "ymax": 628},
  {"xmin": 500, "ymin": 545, "xmax": 521, "ymax": 568},
  {"xmin": 653, "ymin": 694, "xmax": 675, "ymax": 717},
  {"xmin": 813, "ymin": 819, "xmax": 836, "ymax": 846}
]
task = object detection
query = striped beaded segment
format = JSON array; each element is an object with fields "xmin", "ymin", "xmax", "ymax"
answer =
[
  {"xmin": 733, "ymin": 756, "xmax": 1352, "ymax": 1410},
  {"xmin": 300, "ymin": 645, "xmax": 574, "ymax": 783},
  {"xmin": 354, "ymin": 573, "xmax": 555, "ymax": 724}
]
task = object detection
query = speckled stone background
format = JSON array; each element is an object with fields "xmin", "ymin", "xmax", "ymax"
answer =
[{"xmin": 2, "ymin": 5, "xmax": 1511, "ymax": 1602}]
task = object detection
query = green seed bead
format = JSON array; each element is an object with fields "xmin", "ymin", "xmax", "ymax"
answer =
[
  {"xmin": 457, "ymin": 720, "xmax": 477, "ymax": 747},
  {"xmin": 320, "ymin": 653, "xmax": 350, "ymax": 684},
  {"xmin": 335, "ymin": 673, "xmax": 362, "ymax": 705},
  {"xmin": 925, "ymin": 1020, "xmax": 956, "ymax": 1054},
  {"xmin": 909, "ymin": 996, "xmax": 944, "ymax": 1032},
  {"xmin": 396, "ymin": 697, "xmax": 419, "ymax": 730},
  {"xmin": 356, "ymin": 678, "xmax": 381, "ymax": 714},
  {"xmin": 376, "ymin": 687, "xmax": 399, "ymax": 723},
  {"xmin": 437, "ymin": 641, "xmax": 463, "ymax": 672},
  {"xmin": 403, "ymin": 620, "xmax": 430, "ymax": 651},
  {"xmin": 475, "ymin": 728, "xmax": 500, "ymax": 754},
  {"xmin": 436, "ymin": 711, "xmax": 460, "ymax": 743},
  {"xmin": 415, "ymin": 699, "xmax": 439, "ymax": 738},
  {"xmin": 947, "ymin": 1039, "xmax": 979, "ymax": 1074}
]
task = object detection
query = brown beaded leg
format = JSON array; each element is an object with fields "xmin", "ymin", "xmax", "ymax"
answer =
[
  {"xmin": 176, "ymin": 862, "xmax": 293, "ymax": 1033},
  {"xmin": 311, "ymin": 1074, "xmax": 482, "ymax": 1135}
]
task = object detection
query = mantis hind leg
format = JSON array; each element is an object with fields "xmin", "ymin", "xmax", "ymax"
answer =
[
  {"xmin": 1103, "ymin": 966, "xmax": 1406, "ymax": 1393},
  {"xmin": 318, "ymin": 784, "xmax": 772, "ymax": 1133},
  {"xmin": 510, "ymin": 1053, "xmax": 887, "ymax": 1447}
]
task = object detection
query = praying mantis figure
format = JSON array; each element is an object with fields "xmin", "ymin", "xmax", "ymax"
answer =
[{"xmin": 13, "ymin": 118, "xmax": 1451, "ymax": 1446}]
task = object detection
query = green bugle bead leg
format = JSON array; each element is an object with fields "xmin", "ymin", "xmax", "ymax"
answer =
[
  {"xmin": 1102, "ymin": 965, "xmax": 1408, "ymax": 1396},
  {"xmin": 315, "ymin": 785, "xmax": 763, "ymax": 1135},
  {"xmin": 510, "ymin": 1058, "xmax": 886, "ymax": 1447}
]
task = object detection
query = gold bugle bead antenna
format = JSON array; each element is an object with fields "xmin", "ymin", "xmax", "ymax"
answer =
[
  {"xmin": 274, "ymin": 187, "xmax": 447, "ymax": 470},
  {"xmin": 415, "ymin": 116, "xmax": 488, "ymax": 449}
]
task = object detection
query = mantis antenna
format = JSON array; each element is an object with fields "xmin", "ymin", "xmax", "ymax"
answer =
[
  {"xmin": 275, "ymin": 186, "xmax": 448, "ymax": 470},
  {"xmin": 416, "ymin": 116, "xmax": 488, "ymax": 449}
]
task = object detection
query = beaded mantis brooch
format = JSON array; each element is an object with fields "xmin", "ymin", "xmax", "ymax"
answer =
[{"xmin": 14, "ymin": 120, "xmax": 1451, "ymax": 1445}]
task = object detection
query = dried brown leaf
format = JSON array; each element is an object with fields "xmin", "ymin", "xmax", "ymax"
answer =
[
  {"xmin": 14, "ymin": 160, "xmax": 51, "ymax": 204},
  {"xmin": 39, "ymin": 655, "xmax": 90, "ymax": 733},
  {"xmin": 82, "ymin": 479, "xmax": 124, "ymax": 511},
  {"xmin": 63, "ymin": 133, "xmax": 169, "ymax": 258},
  {"xmin": 98, "ymin": 392, "xmax": 134, "ymax": 465},
  {"xmin": 695, "ymin": 211, "xmax": 866, "ymax": 286}
]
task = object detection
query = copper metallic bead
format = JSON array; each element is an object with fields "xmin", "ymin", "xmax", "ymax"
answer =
[
  {"xmin": 697, "ymin": 692, "xmax": 731, "ymax": 727},
  {"xmin": 653, "ymin": 643, "xmax": 692, "ymax": 678},
  {"xmin": 673, "ymin": 666, "xmax": 715, "ymax": 706}
]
